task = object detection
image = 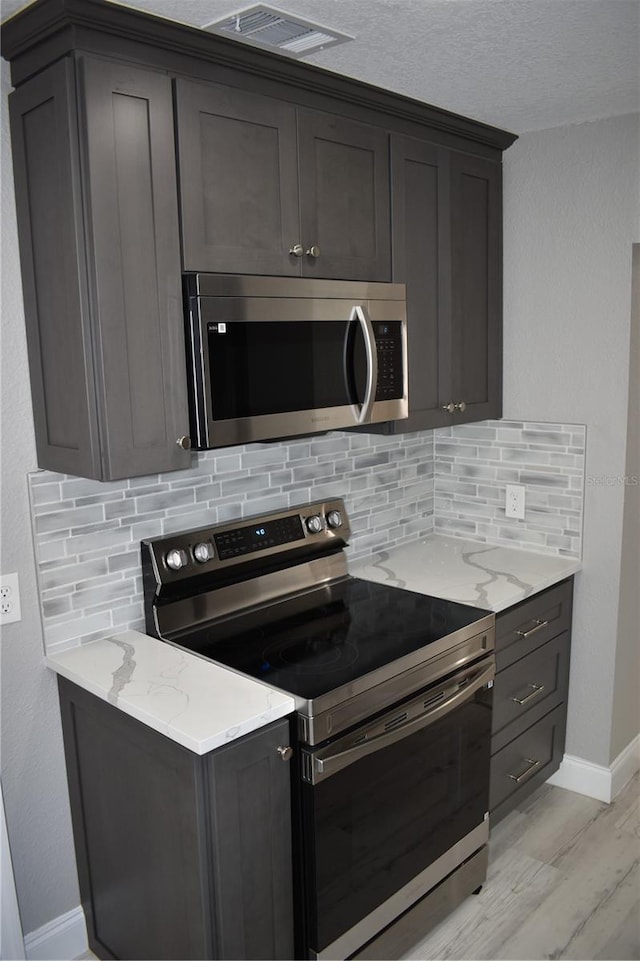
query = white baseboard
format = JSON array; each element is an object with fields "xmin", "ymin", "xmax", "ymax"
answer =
[
  {"xmin": 24, "ymin": 905, "xmax": 87, "ymax": 961},
  {"xmin": 610, "ymin": 733, "xmax": 640, "ymax": 799},
  {"xmin": 547, "ymin": 733, "xmax": 640, "ymax": 803}
]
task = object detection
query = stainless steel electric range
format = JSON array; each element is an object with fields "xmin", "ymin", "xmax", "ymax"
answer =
[{"xmin": 141, "ymin": 499, "xmax": 495, "ymax": 960}]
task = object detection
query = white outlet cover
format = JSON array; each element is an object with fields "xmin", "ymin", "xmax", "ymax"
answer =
[
  {"xmin": 0, "ymin": 572, "xmax": 22, "ymax": 626},
  {"xmin": 505, "ymin": 484, "xmax": 526, "ymax": 520}
]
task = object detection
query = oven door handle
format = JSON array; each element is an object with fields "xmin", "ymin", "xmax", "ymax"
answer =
[{"xmin": 310, "ymin": 661, "xmax": 494, "ymax": 784}]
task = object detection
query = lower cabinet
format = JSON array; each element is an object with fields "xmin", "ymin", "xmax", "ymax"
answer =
[
  {"xmin": 489, "ymin": 578, "xmax": 574, "ymax": 823},
  {"xmin": 58, "ymin": 678, "xmax": 294, "ymax": 961}
]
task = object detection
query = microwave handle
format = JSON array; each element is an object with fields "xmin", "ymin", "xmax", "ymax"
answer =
[{"xmin": 350, "ymin": 305, "xmax": 378, "ymax": 424}]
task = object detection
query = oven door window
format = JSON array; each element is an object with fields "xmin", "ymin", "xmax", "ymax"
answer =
[{"xmin": 301, "ymin": 687, "xmax": 491, "ymax": 953}]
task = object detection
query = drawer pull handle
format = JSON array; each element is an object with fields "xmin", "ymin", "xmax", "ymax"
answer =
[
  {"xmin": 511, "ymin": 683, "xmax": 545, "ymax": 706},
  {"xmin": 508, "ymin": 758, "xmax": 541, "ymax": 784},
  {"xmin": 515, "ymin": 618, "xmax": 549, "ymax": 639}
]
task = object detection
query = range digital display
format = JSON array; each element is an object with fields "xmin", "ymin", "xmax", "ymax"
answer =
[{"xmin": 214, "ymin": 514, "xmax": 304, "ymax": 560}]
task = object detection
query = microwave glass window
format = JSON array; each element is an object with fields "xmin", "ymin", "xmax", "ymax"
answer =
[
  {"xmin": 208, "ymin": 320, "xmax": 369, "ymax": 418},
  {"xmin": 207, "ymin": 320, "xmax": 403, "ymax": 420}
]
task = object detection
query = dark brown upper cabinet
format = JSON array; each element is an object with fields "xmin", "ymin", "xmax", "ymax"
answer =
[
  {"xmin": 2, "ymin": 0, "xmax": 516, "ymax": 480},
  {"xmin": 391, "ymin": 136, "xmax": 502, "ymax": 431},
  {"xmin": 175, "ymin": 78, "xmax": 391, "ymax": 281},
  {"xmin": 10, "ymin": 55, "xmax": 192, "ymax": 480}
]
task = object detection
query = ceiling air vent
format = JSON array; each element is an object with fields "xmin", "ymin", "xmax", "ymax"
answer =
[{"xmin": 202, "ymin": 4, "xmax": 354, "ymax": 58}]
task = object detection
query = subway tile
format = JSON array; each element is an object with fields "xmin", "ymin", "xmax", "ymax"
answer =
[
  {"xmin": 35, "ymin": 503, "xmax": 104, "ymax": 534},
  {"xmin": 352, "ymin": 451, "xmax": 391, "ymax": 470},
  {"xmin": 108, "ymin": 550, "xmax": 140, "ymax": 574}
]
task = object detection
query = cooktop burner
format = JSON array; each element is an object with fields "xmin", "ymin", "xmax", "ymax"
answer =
[{"xmin": 171, "ymin": 577, "xmax": 489, "ymax": 702}]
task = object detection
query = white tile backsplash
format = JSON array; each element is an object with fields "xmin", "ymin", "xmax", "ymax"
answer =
[
  {"xmin": 29, "ymin": 429, "xmax": 435, "ymax": 652},
  {"xmin": 434, "ymin": 420, "xmax": 585, "ymax": 556},
  {"xmin": 29, "ymin": 419, "xmax": 585, "ymax": 654}
]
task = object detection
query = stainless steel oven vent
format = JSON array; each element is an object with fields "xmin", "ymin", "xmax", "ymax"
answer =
[{"xmin": 202, "ymin": 4, "xmax": 354, "ymax": 58}]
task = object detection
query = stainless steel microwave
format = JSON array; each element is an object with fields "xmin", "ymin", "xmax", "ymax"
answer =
[{"xmin": 183, "ymin": 274, "xmax": 408, "ymax": 449}]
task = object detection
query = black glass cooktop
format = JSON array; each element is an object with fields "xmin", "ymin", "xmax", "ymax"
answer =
[{"xmin": 171, "ymin": 577, "xmax": 489, "ymax": 702}]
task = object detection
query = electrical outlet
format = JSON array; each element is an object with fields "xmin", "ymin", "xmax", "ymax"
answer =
[
  {"xmin": 505, "ymin": 484, "xmax": 526, "ymax": 520},
  {"xmin": 0, "ymin": 573, "xmax": 22, "ymax": 625}
]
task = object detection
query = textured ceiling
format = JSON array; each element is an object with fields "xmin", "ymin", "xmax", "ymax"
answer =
[{"xmin": 1, "ymin": 0, "xmax": 638, "ymax": 133}]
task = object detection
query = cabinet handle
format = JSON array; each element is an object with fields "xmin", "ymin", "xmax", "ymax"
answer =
[
  {"xmin": 176, "ymin": 436, "xmax": 192, "ymax": 451},
  {"xmin": 507, "ymin": 757, "xmax": 541, "ymax": 784},
  {"xmin": 515, "ymin": 619, "xmax": 549, "ymax": 639},
  {"xmin": 511, "ymin": 683, "xmax": 545, "ymax": 706},
  {"xmin": 306, "ymin": 245, "xmax": 321, "ymax": 258},
  {"xmin": 289, "ymin": 244, "xmax": 304, "ymax": 257},
  {"xmin": 277, "ymin": 746, "xmax": 293, "ymax": 762},
  {"xmin": 441, "ymin": 403, "xmax": 455, "ymax": 413},
  {"xmin": 454, "ymin": 401, "xmax": 467, "ymax": 412}
]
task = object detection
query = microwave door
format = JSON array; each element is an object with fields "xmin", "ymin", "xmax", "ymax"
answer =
[{"xmin": 343, "ymin": 305, "xmax": 378, "ymax": 425}]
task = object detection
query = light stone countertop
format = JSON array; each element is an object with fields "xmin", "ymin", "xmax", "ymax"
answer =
[
  {"xmin": 46, "ymin": 538, "xmax": 580, "ymax": 754},
  {"xmin": 350, "ymin": 534, "xmax": 581, "ymax": 612},
  {"xmin": 46, "ymin": 630, "xmax": 295, "ymax": 755}
]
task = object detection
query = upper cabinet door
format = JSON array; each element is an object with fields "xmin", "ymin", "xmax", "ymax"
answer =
[
  {"xmin": 389, "ymin": 138, "xmax": 503, "ymax": 433},
  {"xmin": 297, "ymin": 110, "xmax": 391, "ymax": 281},
  {"xmin": 9, "ymin": 58, "xmax": 102, "ymax": 478},
  {"xmin": 175, "ymin": 79, "xmax": 301, "ymax": 276},
  {"xmin": 449, "ymin": 153, "xmax": 502, "ymax": 424},
  {"xmin": 390, "ymin": 135, "xmax": 451, "ymax": 431},
  {"xmin": 9, "ymin": 56, "xmax": 191, "ymax": 481},
  {"xmin": 80, "ymin": 58, "xmax": 191, "ymax": 478}
]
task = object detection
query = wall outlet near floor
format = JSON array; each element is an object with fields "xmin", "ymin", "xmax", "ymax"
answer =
[
  {"xmin": 0, "ymin": 573, "xmax": 22, "ymax": 625},
  {"xmin": 505, "ymin": 484, "xmax": 526, "ymax": 520}
]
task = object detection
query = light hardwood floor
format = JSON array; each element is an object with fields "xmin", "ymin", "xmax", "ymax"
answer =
[
  {"xmin": 400, "ymin": 773, "xmax": 640, "ymax": 961},
  {"xmin": 77, "ymin": 774, "xmax": 639, "ymax": 961}
]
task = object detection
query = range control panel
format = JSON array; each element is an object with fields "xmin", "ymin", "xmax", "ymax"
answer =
[{"xmin": 142, "ymin": 498, "xmax": 350, "ymax": 585}]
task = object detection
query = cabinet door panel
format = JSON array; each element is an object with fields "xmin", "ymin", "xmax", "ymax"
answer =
[
  {"xmin": 207, "ymin": 719, "xmax": 294, "ymax": 960},
  {"xmin": 58, "ymin": 679, "xmax": 211, "ymax": 961},
  {"xmin": 176, "ymin": 79, "xmax": 300, "ymax": 275},
  {"xmin": 9, "ymin": 59, "xmax": 101, "ymax": 477},
  {"xmin": 298, "ymin": 110, "xmax": 390, "ymax": 281},
  {"xmin": 391, "ymin": 135, "xmax": 451, "ymax": 430},
  {"xmin": 450, "ymin": 154, "xmax": 502, "ymax": 422},
  {"xmin": 80, "ymin": 57, "xmax": 190, "ymax": 478}
]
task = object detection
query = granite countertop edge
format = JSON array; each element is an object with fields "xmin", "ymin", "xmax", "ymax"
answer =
[{"xmin": 46, "ymin": 629, "xmax": 295, "ymax": 756}]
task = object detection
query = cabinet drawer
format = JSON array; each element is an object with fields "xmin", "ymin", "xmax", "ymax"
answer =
[
  {"xmin": 490, "ymin": 704, "xmax": 566, "ymax": 822},
  {"xmin": 495, "ymin": 579, "xmax": 573, "ymax": 670},
  {"xmin": 491, "ymin": 632, "xmax": 569, "ymax": 751}
]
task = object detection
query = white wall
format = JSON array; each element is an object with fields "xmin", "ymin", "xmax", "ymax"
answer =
[
  {"xmin": 502, "ymin": 112, "xmax": 640, "ymax": 767},
  {"xmin": 610, "ymin": 245, "xmax": 640, "ymax": 760},
  {"xmin": 1, "ymin": 58, "xmax": 81, "ymax": 935}
]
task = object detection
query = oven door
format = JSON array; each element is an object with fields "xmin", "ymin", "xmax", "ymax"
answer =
[{"xmin": 298, "ymin": 656, "xmax": 494, "ymax": 960}]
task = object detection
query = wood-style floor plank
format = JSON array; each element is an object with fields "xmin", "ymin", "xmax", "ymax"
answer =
[{"xmin": 401, "ymin": 773, "xmax": 640, "ymax": 961}]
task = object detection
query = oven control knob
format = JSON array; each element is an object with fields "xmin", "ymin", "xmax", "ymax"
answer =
[
  {"xmin": 193, "ymin": 542, "xmax": 214, "ymax": 564},
  {"xmin": 306, "ymin": 514, "xmax": 323, "ymax": 534},
  {"xmin": 165, "ymin": 548, "xmax": 188, "ymax": 571},
  {"xmin": 326, "ymin": 509, "xmax": 343, "ymax": 529}
]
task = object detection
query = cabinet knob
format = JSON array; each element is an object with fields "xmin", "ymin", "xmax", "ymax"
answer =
[
  {"xmin": 454, "ymin": 401, "xmax": 467, "ymax": 413},
  {"xmin": 306, "ymin": 245, "xmax": 321, "ymax": 258},
  {"xmin": 289, "ymin": 244, "xmax": 304, "ymax": 257},
  {"xmin": 441, "ymin": 403, "xmax": 455, "ymax": 413},
  {"xmin": 277, "ymin": 746, "xmax": 293, "ymax": 762},
  {"xmin": 176, "ymin": 435, "xmax": 192, "ymax": 450}
]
